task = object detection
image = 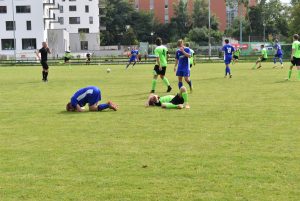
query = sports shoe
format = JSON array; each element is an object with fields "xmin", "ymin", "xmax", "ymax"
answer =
[
  {"xmin": 229, "ymin": 75, "xmax": 232, "ymax": 78},
  {"xmin": 167, "ymin": 86, "xmax": 172, "ymax": 92},
  {"xmin": 108, "ymin": 101, "xmax": 118, "ymax": 111},
  {"xmin": 150, "ymin": 90, "xmax": 155, "ymax": 93}
]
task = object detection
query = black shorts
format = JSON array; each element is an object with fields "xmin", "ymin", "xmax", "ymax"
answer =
[
  {"xmin": 154, "ymin": 65, "xmax": 167, "ymax": 76},
  {"xmin": 64, "ymin": 57, "xmax": 70, "ymax": 62},
  {"xmin": 261, "ymin": 58, "xmax": 267, "ymax": 62},
  {"xmin": 233, "ymin": 55, "xmax": 239, "ymax": 59},
  {"xmin": 41, "ymin": 61, "xmax": 49, "ymax": 69},
  {"xmin": 291, "ymin": 57, "xmax": 300, "ymax": 66},
  {"xmin": 170, "ymin": 94, "xmax": 184, "ymax": 105},
  {"xmin": 190, "ymin": 64, "xmax": 193, "ymax": 68}
]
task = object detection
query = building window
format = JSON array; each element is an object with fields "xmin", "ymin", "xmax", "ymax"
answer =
[
  {"xmin": 150, "ymin": 0, "xmax": 154, "ymax": 10},
  {"xmin": 78, "ymin": 28, "xmax": 89, "ymax": 33},
  {"xmin": 69, "ymin": 5, "xmax": 76, "ymax": 11},
  {"xmin": 81, "ymin": 41, "xmax": 88, "ymax": 50},
  {"xmin": 26, "ymin": 21, "xmax": 31, "ymax": 30},
  {"xmin": 16, "ymin": 6, "xmax": 31, "ymax": 13},
  {"xmin": 58, "ymin": 17, "xmax": 64, "ymax": 25},
  {"xmin": 69, "ymin": 17, "xmax": 80, "ymax": 24},
  {"xmin": 59, "ymin": 5, "xmax": 63, "ymax": 13},
  {"xmin": 1, "ymin": 39, "xmax": 15, "ymax": 50},
  {"xmin": 165, "ymin": 0, "xmax": 168, "ymax": 8},
  {"xmin": 89, "ymin": 16, "xmax": 93, "ymax": 24},
  {"xmin": 0, "ymin": 6, "xmax": 7, "ymax": 13},
  {"xmin": 22, "ymin": 38, "xmax": 36, "ymax": 50},
  {"xmin": 6, "ymin": 21, "xmax": 15, "ymax": 31},
  {"xmin": 85, "ymin": 5, "xmax": 89, "ymax": 13}
]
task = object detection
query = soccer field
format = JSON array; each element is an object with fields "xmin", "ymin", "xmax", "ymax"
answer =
[{"xmin": 0, "ymin": 63, "xmax": 299, "ymax": 201}]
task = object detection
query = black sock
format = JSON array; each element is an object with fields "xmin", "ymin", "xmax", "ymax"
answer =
[
  {"xmin": 45, "ymin": 72, "xmax": 48, "ymax": 80},
  {"xmin": 42, "ymin": 71, "xmax": 45, "ymax": 80}
]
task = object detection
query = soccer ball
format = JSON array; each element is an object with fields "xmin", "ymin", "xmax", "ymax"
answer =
[{"xmin": 107, "ymin": 68, "xmax": 111, "ymax": 73}]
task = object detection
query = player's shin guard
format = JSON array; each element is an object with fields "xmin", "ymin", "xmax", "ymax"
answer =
[
  {"xmin": 98, "ymin": 103, "xmax": 109, "ymax": 111},
  {"xmin": 164, "ymin": 103, "xmax": 178, "ymax": 109},
  {"xmin": 288, "ymin": 70, "xmax": 292, "ymax": 80},
  {"xmin": 178, "ymin": 81, "xmax": 183, "ymax": 89},
  {"xmin": 151, "ymin": 79, "xmax": 157, "ymax": 91},
  {"xmin": 162, "ymin": 77, "xmax": 170, "ymax": 87}
]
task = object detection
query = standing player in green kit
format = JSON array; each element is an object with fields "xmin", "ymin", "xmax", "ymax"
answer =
[
  {"xmin": 150, "ymin": 37, "xmax": 172, "ymax": 93},
  {"xmin": 287, "ymin": 34, "xmax": 300, "ymax": 80}
]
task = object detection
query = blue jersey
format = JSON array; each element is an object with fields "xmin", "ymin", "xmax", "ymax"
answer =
[
  {"xmin": 130, "ymin": 50, "xmax": 138, "ymax": 59},
  {"xmin": 274, "ymin": 43, "xmax": 283, "ymax": 55},
  {"xmin": 71, "ymin": 86, "xmax": 101, "ymax": 108},
  {"xmin": 175, "ymin": 47, "xmax": 191, "ymax": 71},
  {"xmin": 222, "ymin": 44, "xmax": 235, "ymax": 56}
]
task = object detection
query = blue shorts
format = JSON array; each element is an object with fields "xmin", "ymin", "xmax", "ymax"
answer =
[
  {"xmin": 129, "ymin": 57, "xmax": 136, "ymax": 62},
  {"xmin": 275, "ymin": 54, "xmax": 283, "ymax": 58},
  {"xmin": 176, "ymin": 70, "xmax": 190, "ymax": 77},
  {"xmin": 224, "ymin": 56, "xmax": 232, "ymax": 65}
]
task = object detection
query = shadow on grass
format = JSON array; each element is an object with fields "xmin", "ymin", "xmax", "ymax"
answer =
[
  {"xmin": 274, "ymin": 80, "xmax": 290, "ymax": 84},
  {"xmin": 58, "ymin": 110, "xmax": 112, "ymax": 115},
  {"xmin": 113, "ymin": 92, "xmax": 149, "ymax": 98}
]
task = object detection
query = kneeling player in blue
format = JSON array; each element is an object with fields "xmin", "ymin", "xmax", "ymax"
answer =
[
  {"xmin": 222, "ymin": 39, "xmax": 235, "ymax": 78},
  {"xmin": 273, "ymin": 39, "xmax": 283, "ymax": 68},
  {"xmin": 174, "ymin": 39, "xmax": 193, "ymax": 91},
  {"xmin": 66, "ymin": 86, "xmax": 118, "ymax": 112},
  {"xmin": 145, "ymin": 86, "xmax": 190, "ymax": 109}
]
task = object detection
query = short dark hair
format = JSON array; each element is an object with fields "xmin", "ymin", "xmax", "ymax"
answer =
[
  {"xmin": 261, "ymin": 44, "xmax": 265, "ymax": 47},
  {"xmin": 293, "ymin": 34, "xmax": 299, "ymax": 40},
  {"xmin": 66, "ymin": 102, "xmax": 75, "ymax": 111},
  {"xmin": 155, "ymin": 37, "xmax": 162, "ymax": 46},
  {"xmin": 225, "ymin": 39, "xmax": 229, "ymax": 44},
  {"xmin": 185, "ymin": 42, "xmax": 190, "ymax": 47}
]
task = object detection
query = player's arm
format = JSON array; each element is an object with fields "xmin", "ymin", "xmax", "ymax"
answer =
[
  {"xmin": 75, "ymin": 104, "xmax": 85, "ymax": 112},
  {"xmin": 180, "ymin": 47, "xmax": 191, "ymax": 58},
  {"xmin": 291, "ymin": 48, "xmax": 295, "ymax": 60},
  {"xmin": 47, "ymin": 48, "xmax": 51, "ymax": 54},
  {"xmin": 174, "ymin": 59, "xmax": 178, "ymax": 72},
  {"xmin": 156, "ymin": 57, "xmax": 162, "ymax": 70},
  {"xmin": 36, "ymin": 50, "xmax": 41, "ymax": 60}
]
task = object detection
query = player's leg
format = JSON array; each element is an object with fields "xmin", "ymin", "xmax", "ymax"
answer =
[
  {"xmin": 253, "ymin": 57, "xmax": 260, "ymax": 69},
  {"xmin": 43, "ymin": 62, "xmax": 49, "ymax": 81},
  {"xmin": 178, "ymin": 76, "xmax": 183, "ymax": 89},
  {"xmin": 279, "ymin": 55, "xmax": 283, "ymax": 68},
  {"xmin": 257, "ymin": 58, "xmax": 262, "ymax": 69},
  {"xmin": 159, "ymin": 67, "xmax": 172, "ymax": 92},
  {"xmin": 179, "ymin": 86, "xmax": 190, "ymax": 108},
  {"xmin": 151, "ymin": 65, "xmax": 159, "ymax": 93},
  {"xmin": 287, "ymin": 59, "xmax": 294, "ymax": 80},
  {"xmin": 161, "ymin": 103, "xmax": 183, "ymax": 109},
  {"xmin": 184, "ymin": 76, "xmax": 192, "ymax": 91}
]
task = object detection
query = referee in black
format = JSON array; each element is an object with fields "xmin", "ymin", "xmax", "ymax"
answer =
[{"xmin": 36, "ymin": 42, "xmax": 51, "ymax": 82}]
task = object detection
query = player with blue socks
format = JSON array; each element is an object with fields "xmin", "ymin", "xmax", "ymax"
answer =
[
  {"xmin": 66, "ymin": 86, "xmax": 118, "ymax": 112},
  {"xmin": 126, "ymin": 47, "xmax": 139, "ymax": 69},
  {"xmin": 222, "ymin": 39, "xmax": 235, "ymax": 78},
  {"xmin": 273, "ymin": 39, "xmax": 283, "ymax": 68},
  {"xmin": 174, "ymin": 39, "xmax": 192, "ymax": 91}
]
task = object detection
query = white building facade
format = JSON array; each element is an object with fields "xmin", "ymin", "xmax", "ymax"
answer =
[{"xmin": 0, "ymin": 0, "xmax": 100, "ymax": 59}]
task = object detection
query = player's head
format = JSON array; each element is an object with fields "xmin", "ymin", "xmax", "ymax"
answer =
[
  {"xmin": 185, "ymin": 42, "xmax": 190, "ymax": 47},
  {"xmin": 224, "ymin": 39, "xmax": 229, "ymax": 44},
  {"xmin": 42, "ymin": 42, "xmax": 48, "ymax": 48},
  {"xmin": 66, "ymin": 102, "xmax": 75, "ymax": 112},
  {"xmin": 275, "ymin": 39, "xmax": 279, "ymax": 43},
  {"xmin": 293, "ymin": 34, "xmax": 299, "ymax": 41},
  {"xmin": 146, "ymin": 94, "xmax": 159, "ymax": 106},
  {"xmin": 155, "ymin": 37, "xmax": 162, "ymax": 46},
  {"xmin": 177, "ymin": 39, "xmax": 184, "ymax": 47},
  {"xmin": 261, "ymin": 44, "xmax": 265, "ymax": 48}
]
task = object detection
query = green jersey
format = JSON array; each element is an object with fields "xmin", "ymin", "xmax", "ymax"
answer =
[
  {"xmin": 154, "ymin": 45, "xmax": 168, "ymax": 67},
  {"xmin": 159, "ymin": 95, "xmax": 174, "ymax": 104},
  {"xmin": 190, "ymin": 49, "xmax": 194, "ymax": 65},
  {"xmin": 261, "ymin": 48, "xmax": 268, "ymax": 59},
  {"xmin": 234, "ymin": 49, "xmax": 241, "ymax": 57},
  {"xmin": 292, "ymin": 40, "xmax": 300, "ymax": 58}
]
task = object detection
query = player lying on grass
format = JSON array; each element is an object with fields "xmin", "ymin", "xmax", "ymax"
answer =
[
  {"xmin": 253, "ymin": 44, "xmax": 268, "ymax": 69},
  {"xmin": 66, "ymin": 86, "xmax": 118, "ymax": 112},
  {"xmin": 145, "ymin": 86, "xmax": 190, "ymax": 109}
]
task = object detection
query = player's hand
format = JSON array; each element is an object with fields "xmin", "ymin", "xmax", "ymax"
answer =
[
  {"xmin": 180, "ymin": 47, "xmax": 185, "ymax": 52},
  {"xmin": 291, "ymin": 57, "xmax": 294, "ymax": 61},
  {"xmin": 174, "ymin": 67, "xmax": 177, "ymax": 72}
]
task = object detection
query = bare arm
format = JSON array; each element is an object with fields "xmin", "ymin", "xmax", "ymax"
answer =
[
  {"xmin": 174, "ymin": 59, "xmax": 178, "ymax": 72},
  {"xmin": 36, "ymin": 50, "xmax": 41, "ymax": 60},
  {"xmin": 291, "ymin": 49, "xmax": 295, "ymax": 60},
  {"xmin": 76, "ymin": 104, "xmax": 85, "ymax": 112}
]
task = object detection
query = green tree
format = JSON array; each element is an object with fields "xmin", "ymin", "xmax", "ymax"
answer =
[
  {"xmin": 170, "ymin": 0, "xmax": 191, "ymax": 39},
  {"xmin": 289, "ymin": 3, "xmax": 300, "ymax": 36},
  {"xmin": 192, "ymin": 0, "xmax": 219, "ymax": 30}
]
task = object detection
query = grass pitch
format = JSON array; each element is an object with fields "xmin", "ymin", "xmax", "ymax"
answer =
[{"xmin": 0, "ymin": 63, "xmax": 299, "ymax": 201}]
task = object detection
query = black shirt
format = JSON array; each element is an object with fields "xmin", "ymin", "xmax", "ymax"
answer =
[{"xmin": 39, "ymin": 47, "xmax": 50, "ymax": 62}]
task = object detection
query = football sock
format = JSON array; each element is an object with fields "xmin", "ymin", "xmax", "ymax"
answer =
[
  {"xmin": 178, "ymin": 81, "xmax": 183, "ymax": 89},
  {"xmin": 273, "ymin": 57, "xmax": 276, "ymax": 64},
  {"xmin": 42, "ymin": 71, "xmax": 45, "ymax": 80},
  {"xmin": 164, "ymin": 103, "xmax": 178, "ymax": 109},
  {"xmin": 288, "ymin": 70, "xmax": 292, "ymax": 80},
  {"xmin": 187, "ymin": 80, "xmax": 192, "ymax": 89},
  {"xmin": 226, "ymin": 66, "xmax": 231, "ymax": 75},
  {"xmin": 182, "ymin": 92, "xmax": 188, "ymax": 103},
  {"xmin": 279, "ymin": 58, "xmax": 283, "ymax": 64},
  {"xmin": 132, "ymin": 62, "xmax": 136, "ymax": 66},
  {"xmin": 151, "ymin": 79, "xmax": 157, "ymax": 91},
  {"xmin": 162, "ymin": 77, "xmax": 170, "ymax": 87},
  {"xmin": 45, "ymin": 72, "xmax": 48, "ymax": 80},
  {"xmin": 98, "ymin": 104, "xmax": 109, "ymax": 111}
]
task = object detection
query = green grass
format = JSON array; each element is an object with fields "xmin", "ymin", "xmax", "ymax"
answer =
[{"xmin": 0, "ymin": 63, "xmax": 299, "ymax": 201}]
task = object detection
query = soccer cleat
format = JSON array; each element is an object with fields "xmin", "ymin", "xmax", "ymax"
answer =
[
  {"xmin": 229, "ymin": 75, "xmax": 232, "ymax": 78},
  {"xmin": 108, "ymin": 101, "xmax": 118, "ymax": 111},
  {"xmin": 150, "ymin": 90, "xmax": 155, "ymax": 93},
  {"xmin": 167, "ymin": 86, "xmax": 172, "ymax": 93}
]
